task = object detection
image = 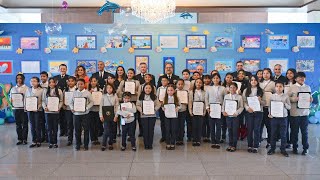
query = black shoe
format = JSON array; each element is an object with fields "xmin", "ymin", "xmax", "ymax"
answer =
[
  {"xmin": 138, "ymin": 134, "xmax": 143, "ymax": 137},
  {"xmin": 281, "ymin": 150, "xmax": 289, "ymax": 157},
  {"xmin": 36, "ymin": 143, "xmax": 41, "ymax": 147},
  {"xmin": 84, "ymin": 147, "xmax": 89, "ymax": 151},
  {"xmin": 132, "ymin": 147, "xmax": 137, "ymax": 151},
  {"xmin": 160, "ymin": 138, "xmax": 165, "ymax": 143},
  {"xmin": 266, "ymin": 143, "xmax": 270, "ymax": 148},
  {"xmin": 229, "ymin": 147, "xmax": 236, "ymax": 152},
  {"xmin": 23, "ymin": 140, "xmax": 28, "ymax": 145},
  {"xmin": 302, "ymin": 149, "xmax": 308, "ymax": 155},
  {"xmin": 267, "ymin": 149, "xmax": 275, "ymax": 155},
  {"xmin": 16, "ymin": 141, "xmax": 23, "ymax": 145},
  {"xmin": 29, "ymin": 143, "xmax": 37, "ymax": 148},
  {"xmin": 293, "ymin": 148, "xmax": 298, "ymax": 154},
  {"xmin": 121, "ymin": 147, "xmax": 126, "ymax": 151},
  {"xmin": 48, "ymin": 144, "xmax": 53, "ymax": 149},
  {"xmin": 211, "ymin": 144, "xmax": 217, "ymax": 149},
  {"xmin": 53, "ymin": 144, "xmax": 58, "ymax": 148},
  {"xmin": 252, "ymin": 148, "xmax": 258, "ymax": 153},
  {"xmin": 75, "ymin": 147, "xmax": 80, "ymax": 151},
  {"xmin": 215, "ymin": 144, "xmax": 221, "ymax": 149},
  {"xmin": 166, "ymin": 145, "xmax": 171, "ymax": 150},
  {"xmin": 101, "ymin": 146, "xmax": 106, "ymax": 151},
  {"xmin": 247, "ymin": 148, "xmax": 253, "ymax": 153},
  {"xmin": 196, "ymin": 142, "xmax": 201, "ymax": 146},
  {"xmin": 187, "ymin": 138, "xmax": 192, "ymax": 142},
  {"xmin": 113, "ymin": 139, "xmax": 116, "ymax": 143},
  {"xmin": 108, "ymin": 146, "xmax": 114, "ymax": 150},
  {"xmin": 286, "ymin": 144, "xmax": 292, "ymax": 149},
  {"xmin": 220, "ymin": 139, "xmax": 225, "ymax": 143},
  {"xmin": 192, "ymin": 142, "xmax": 197, "ymax": 146},
  {"xmin": 67, "ymin": 141, "xmax": 72, "ymax": 146},
  {"xmin": 226, "ymin": 147, "xmax": 232, "ymax": 151}
]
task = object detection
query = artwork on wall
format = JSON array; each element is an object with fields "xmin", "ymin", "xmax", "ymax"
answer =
[
  {"xmin": 163, "ymin": 57, "xmax": 175, "ymax": 74},
  {"xmin": 159, "ymin": 35, "xmax": 179, "ymax": 49},
  {"xmin": 241, "ymin": 35, "xmax": 261, "ymax": 49},
  {"xmin": 0, "ymin": 60, "xmax": 13, "ymax": 75},
  {"xmin": 47, "ymin": 36, "xmax": 69, "ymax": 50},
  {"xmin": 76, "ymin": 60, "xmax": 97, "ymax": 74},
  {"xmin": 21, "ymin": 61, "xmax": 40, "ymax": 74},
  {"xmin": 131, "ymin": 35, "xmax": 152, "ymax": 49},
  {"xmin": 242, "ymin": 59, "xmax": 260, "ymax": 73},
  {"xmin": 214, "ymin": 35, "xmax": 233, "ymax": 49},
  {"xmin": 75, "ymin": 35, "xmax": 97, "ymax": 50},
  {"xmin": 296, "ymin": 60, "xmax": 314, "ymax": 72},
  {"xmin": 104, "ymin": 36, "xmax": 123, "ymax": 48},
  {"xmin": 104, "ymin": 60, "xmax": 124, "ymax": 73},
  {"xmin": 20, "ymin": 37, "xmax": 40, "ymax": 50},
  {"xmin": 0, "ymin": 36, "xmax": 12, "ymax": 51},
  {"xmin": 297, "ymin": 36, "xmax": 315, "ymax": 48},
  {"xmin": 186, "ymin": 59, "xmax": 207, "ymax": 73},
  {"xmin": 268, "ymin": 35, "xmax": 289, "ymax": 49},
  {"xmin": 186, "ymin": 35, "xmax": 207, "ymax": 49},
  {"xmin": 48, "ymin": 60, "xmax": 68, "ymax": 75},
  {"xmin": 135, "ymin": 55, "xmax": 149, "ymax": 74},
  {"xmin": 268, "ymin": 58, "xmax": 288, "ymax": 73},
  {"xmin": 214, "ymin": 59, "xmax": 234, "ymax": 73}
]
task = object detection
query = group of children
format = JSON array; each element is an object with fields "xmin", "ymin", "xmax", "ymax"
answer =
[{"xmin": 10, "ymin": 63, "xmax": 312, "ymax": 157}]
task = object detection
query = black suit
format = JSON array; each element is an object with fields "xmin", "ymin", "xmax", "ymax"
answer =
[
  {"xmin": 273, "ymin": 75, "xmax": 287, "ymax": 83},
  {"xmin": 54, "ymin": 74, "xmax": 70, "ymax": 92},
  {"xmin": 232, "ymin": 71, "xmax": 252, "ymax": 80},
  {"xmin": 157, "ymin": 74, "xmax": 180, "ymax": 88},
  {"xmin": 135, "ymin": 73, "xmax": 156, "ymax": 87},
  {"xmin": 91, "ymin": 71, "xmax": 112, "ymax": 89}
]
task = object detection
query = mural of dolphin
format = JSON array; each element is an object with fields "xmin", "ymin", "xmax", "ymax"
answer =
[
  {"xmin": 97, "ymin": 1, "xmax": 121, "ymax": 16},
  {"xmin": 180, "ymin": 12, "xmax": 193, "ymax": 19}
]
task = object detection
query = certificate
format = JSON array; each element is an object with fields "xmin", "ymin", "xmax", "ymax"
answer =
[
  {"xmin": 284, "ymin": 85, "xmax": 290, "ymax": 95},
  {"xmin": 142, "ymin": 100, "xmax": 155, "ymax": 115},
  {"xmin": 193, "ymin": 101, "xmax": 204, "ymax": 116},
  {"xmin": 74, "ymin": 97, "xmax": 87, "ymax": 112},
  {"xmin": 121, "ymin": 102, "xmax": 134, "ymax": 117},
  {"xmin": 158, "ymin": 88, "xmax": 166, "ymax": 101},
  {"xmin": 47, "ymin": 97, "xmax": 59, "ymax": 112},
  {"xmin": 233, "ymin": 81, "xmax": 242, "ymax": 93},
  {"xmin": 177, "ymin": 90, "xmax": 188, "ymax": 104},
  {"xmin": 11, "ymin": 93, "xmax": 24, "ymax": 108},
  {"xmin": 164, "ymin": 104, "xmax": 177, "ymax": 118},
  {"xmin": 183, "ymin": 80, "xmax": 190, "ymax": 91},
  {"xmin": 264, "ymin": 92, "xmax": 272, "ymax": 105},
  {"xmin": 64, "ymin": 92, "xmax": 73, "ymax": 106},
  {"xmin": 247, "ymin": 96, "xmax": 261, "ymax": 112},
  {"xmin": 297, "ymin": 92, "xmax": 311, "ymax": 109},
  {"xmin": 25, "ymin": 97, "xmax": 38, "ymax": 112},
  {"xmin": 224, "ymin": 100, "xmax": 237, "ymax": 116},
  {"xmin": 270, "ymin": 101, "xmax": 284, "ymax": 118},
  {"xmin": 210, "ymin": 103, "xmax": 221, "ymax": 119},
  {"xmin": 92, "ymin": 91, "xmax": 102, "ymax": 105},
  {"xmin": 124, "ymin": 81, "xmax": 136, "ymax": 95}
]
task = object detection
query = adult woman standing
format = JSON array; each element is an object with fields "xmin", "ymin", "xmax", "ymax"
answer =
[
  {"xmin": 74, "ymin": 65, "xmax": 89, "ymax": 89},
  {"xmin": 115, "ymin": 66, "xmax": 127, "ymax": 90}
]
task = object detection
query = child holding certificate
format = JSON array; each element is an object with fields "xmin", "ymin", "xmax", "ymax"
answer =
[
  {"xmin": 189, "ymin": 79, "xmax": 206, "ymax": 146},
  {"xmin": 39, "ymin": 71, "xmax": 49, "ymax": 143},
  {"xmin": 175, "ymin": 79, "xmax": 188, "ymax": 145},
  {"xmin": 222, "ymin": 82, "xmax": 244, "ymax": 152},
  {"xmin": 202, "ymin": 75, "xmax": 212, "ymax": 143},
  {"xmin": 287, "ymin": 72, "xmax": 312, "ymax": 155},
  {"xmin": 10, "ymin": 73, "xmax": 29, "ymax": 145},
  {"xmin": 136, "ymin": 83, "xmax": 161, "ymax": 149},
  {"xmin": 26, "ymin": 77, "xmax": 44, "ymax": 148},
  {"xmin": 157, "ymin": 76, "xmax": 169, "ymax": 143},
  {"xmin": 64, "ymin": 76, "xmax": 77, "ymax": 146},
  {"xmin": 99, "ymin": 83, "xmax": 119, "ymax": 151},
  {"xmin": 267, "ymin": 81, "xmax": 291, "ymax": 157},
  {"xmin": 221, "ymin": 73, "xmax": 234, "ymax": 142},
  {"xmin": 42, "ymin": 78, "xmax": 63, "ymax": 148},
  {"xmin": 181, "ymin": 69, "xmax": 192, "ymax": 141},
  {"xmin": 242, "ymin": 75, "xmax": 264, "ymax": 153},
  {"xmin": 189, "ymin": 71, "xmax": 201, "ymax": 91},
  {"xmin": 69, "ymin": 79, "xmax": 94, "ymax": 151},
  {"xmin": 137, "ymin": 74, "xmax": 157, "ymax": 96},
  {"xmin": 205, "ymin": 73, "xmax": 225, "ymax": 149}
]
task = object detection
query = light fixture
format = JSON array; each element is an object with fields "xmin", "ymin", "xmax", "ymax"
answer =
[{"xmin": 131, "ymin": 0, "xmax": 176, "ymax": 24}]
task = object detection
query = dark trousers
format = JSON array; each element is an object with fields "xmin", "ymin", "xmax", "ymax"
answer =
[
  {"xmin": 291, "ymin": 116, "xmax": 309, "ymax": 150},
  {"xmin": 141, "ymin": 117, "xmax": 156, "ymax": 148},
  {"xmin": 270, "ymin": 117, "xmax": 287, "ymax": 151},
  {"xmin": 28, "ymin": 111, "xmax": 41, "ymax": 143},
  {"xmin": 102, "ymin": 120, "xmax": 113, "ymax": 146},
  {"xmin": 186, "ymin": 111, "xmax": 192, "ymax": 139},
  {"xmin": 209, "ymin": 118, "xmax": 222, "ymax": 144},
  {"xmin": 89, "ymin": 111, "xmax": 99, "ymax": 142},
  {"xmin": 192, "ymin": 115, "xmax": 204, "ymax": 143},
  {"xmin": 122, "ymin": 121, "xmax": 136, "ymax": 147},
  {"xmin": 165, "ymin": 117, "xmax": 178, "ymax": 145},
  {"xmin": 226, "ymin": 117, "xmax": 239, "ymax": 147},
  {"xmin": 202, "ymin": 113, "xmax": 210, "ymax": 138},
  {"xmin": 261, "ymin": 107, "xmax": 271, "ymax": 143},
  {"xmin": 39, "ymin": 111, "xmax": 47, "ymax": 141},
  {"xmin": 45, "ymin": 113, "xmax": 59, "ymax": 144},
  {"xmin": 137, "ymin": 112, "xmax": 143, "ymax": 136},
  {"xmin": 14, "ymin": 109, "xmax": 28, "ymax": 141},
  {"xmin": 65, "ymin": 110, "xmax": 74, "ymax": 142},
  {"xmin": 111, "ymin": 120, "xmax": 117, "ymax": 140},
  {"xmin": 246, "ymin": 112, "xmax": 263, "ymax": 148},
  {"xmin": 59, "ymin": 109, "xmax": 67, "ymax": 135},
  {"xmin": 177, "ymin": 111, "xmax": 187, "ymax": 141},
  {"xmin": 74, "ymin": 114, "xmax": 89, "ymax": 149},
  {"xmin": 159, "ymin": 108, "xmax": 166, "ymax": 139},
  {"xmin": 221, "ymin": 116, "xmax": 227, "ymax": 139},
  {"xmin": 286, "ymin": 111, "xmax": 292, "ymax": 144}
]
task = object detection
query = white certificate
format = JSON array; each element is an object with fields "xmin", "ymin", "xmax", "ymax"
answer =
[
  {"xmin": 233, "ymin": 81, "xmax": 242, "ymax": 93},
  {"xmin": 284, "ymin": 85, "xmax": 290, "ymax": 95},
  {"xmin": 92, "ymin": 91, "xmax": 102, "ymax": 105},
  {"xmin": 225, "ymin": 100, "xmax": 237, "ymax": 116},
  {"xmin": 47, "ymin": 97, "xmax": 59, "ymax": 112},
  {"xmin": 177, "ymin": 90, "xmax": 188, "ymax": 104},
  {"xmin": 192, "ymin": 102, "xmax": 204, "ymax": 116},
  {"xmin": 12, "ymin": 93, "xmax": 24, "ymax": 108},
  {"xmin": 142, "ymin": 100, "xmax": 155, "ymax": 115},
  {"xmin": 124, "ymin": 81, "xmax": 136, "ymax": 95},
  {"xmin": 74, "ymin": 97, "xmax": 87, "ymax": 112},
  {"xmin": 158, "ymin": 88, "xmax": 166, "ymax": 101},
  {"xmin": 210, "ymin": 103, "xmax": 221, "ymax": 119},
  {"xmin": 264, "ymin": 92, "xmax": 272, "ymax": 105},
  {"xmin": 270, "ymin": 101, "xmax": 284, "ymax": 118},
  {"xmin": 183, "ymin": 80, "xmax": 190, "ymax": 91},
  {"xmin": 64, "ymin": 92, "xmax": 73, "ymax": 106},
  {"xmin": 247, "ymin": 96, "xmax": 261, "ymax": 112},
  {"xmin": 25, "ymin": 97, "xmax": 38, "ymax": 112},
  {"xmin": 164, "ymin": 104, "xmax": 177, "ymax": 118},
  {"xmin": 298, "ymin": 92, "xmax": 311, "ymax": 109},
  {"xmin": 121, "ymin": 102, "xmax": 134, "ymax": 117}
]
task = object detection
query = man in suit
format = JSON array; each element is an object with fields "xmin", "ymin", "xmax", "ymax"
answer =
[
  {"xmin": 232, "ymin": 61, "xmax": 252, "ymax": 80},
  {"xmin": 91, "ymin": 61, "xmax": 112, "ymax": 89},
  {"xmin": 135, "ymin": 62, "xmax": 156, "ymax": 86},
  {"xmin": 157, "ymin": 63, "xmax": 180, "ymax": 88},
  {"xmin": 273, "ymin": 64, "xmax": 287, "ymax": 83}
]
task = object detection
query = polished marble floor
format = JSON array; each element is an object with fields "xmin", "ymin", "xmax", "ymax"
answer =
[{"xmin": 0, "ymin": 121, "xmax": 320, "ymax": 180}]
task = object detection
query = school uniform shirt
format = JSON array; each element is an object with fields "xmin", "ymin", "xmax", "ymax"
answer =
[
  {"xmin": 116, "ymin": 102, "xmax": 137, "ymax": 124},
  {"xmin": 242, "ymin": 88, "xmax": 264, "ymax": 112},
  {"xmin": 176, "ymin": 89, "xmax": 188, "ymax": 112},
  {"xmin": 137, "ymin": 84, "xmax": 157, "ymax": 97},
  {"xmin": 10, "ymin": 84, "xmax": 28, "ymax": 110},
  {"xmin": 90, "ymin": 87, "xmax": 102, "ymax": 112},
  {"xmin": 268, "ymin": 93, "xmax": 291, "ymax": 117},
  {"xmin": 222, "ymin": 93, "xmax": 244, "ymax": 116},
  {"xmin": 284, "ymin": 81, "xmax": 294, "ymax": 95},
  {"xmin": 260, "ymin": 80, "xmax": 275, "ymax": 107},
  {"xmin": 40, "ymin": 81, "xmax": 48, "ymax": 89},
  {"xmin": 42, "ymin": 88, "xmax": 63, "ymax": 114},
  {"xmin": 188, "ymin": 89, "xmax": 206, "ymax": 115},
  {"xmin": 69, "ymin": 89, "xmax": 94, "ymax": 116},
  {"xmin": 64, "ymin": 86, "xmax": 76, "ymax": 111},
  {"xmin": 99, "ymin": 93, "xmax": 119, "ymax": 118},
  {"xmin": 136, "ymin": 95, "xmax": 161, "ymax": 118},
  {"xmin": 205, "ymin": 85, "xmax": 225, "ymax": 109},
  {"xmin": 117, "ymin": 79, "xmax": 140, "ymax": 102},
  {"xmin": 288, "ymin": 83, "xmax": 311, "ymax": 117},
  {"xmin": 25, "ymin": 87, "xmax": 44, "ymax": 111}
]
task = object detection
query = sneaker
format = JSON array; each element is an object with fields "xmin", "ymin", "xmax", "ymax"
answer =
[
  {"xmin": 302, "ymin": 149, "xmax": 308, "ymax": 156},
  {"xmin": 215, "ymin": 144, "xmax": 221, "ymax": 149},
  {"xmin": 53, "ymin": 144, "xmax": 58, "ymax": 148},
  {"xmin": 247, "ymin": 147, "xmax": 253, "ymax": 153},
  {"xmin": 170, "ymin": 145, "xmax": 175, "ymax": 150},
  {"xmin": 196, "ymin": 142, "xmax": 201, "ymax": 146},
  {"xmin": 16, "ymin": 141, "xmax": 23, "ymax": 145},
  {"xmin": 293, "ymin": 148, "xmax": 298, "ymax": 154},
  {"xmin": 121, "ymin": 147, "xmax": 126, "ymax": 151},
  {"xmin": 36, "ymin": 143, "xmax": 41, "ymax": 147},
  {"xmin": 67, "ymin": 141, "xmax": 72, "ymax": 146},
  {"xmin": 267, "ymin": 149, "xmax": 275, "ymax": 155},
  {"xmin": 101, "ymin": 146, "xmax": 106, "ymax": 151},
  {"xmin": 166, "ymin": 145, "xmax": 171, "ymax": 150},
  {"xmin": 226, "ymin": 146, "xmax": 232, "ymax": 152},
  {"xmin": 29, "ymin": 143, "xmax": 37, "ymax": 148},
  {"xmin": 211, "ymin": 144, "xmax": 217, "ymax": 149},
  {"xmin": 132, "ymin": 147, "xmax": 137, "ymax": 151},
  {"xmin": 281, "ymin": 150, "xmax": 289, "ymax": 157},
  {"xmin": 108, "ymin": 145, "xmax": 114, "ymax": 150},
  {"xmin": 192, "ymin": 142, "xmax": 197, "ymax": 146},
  {"xmin": 48, "ymin": 144, "xmax": 53, "ymax": 149},
  {"xmin": 230, "ymin": 147, "xmax": 236, "ymax": 152},
  {"xmin": 252, "ymin": 148, "xmax": 258, "ymax": 153}
]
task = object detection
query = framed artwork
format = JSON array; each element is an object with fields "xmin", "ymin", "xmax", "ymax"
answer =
[
  {"xmin": 214, "ymin": 35, "xmax": 234, "ymax": 49},
  {"xmin": 268, "ymin": 58, "xmax": 288, "ymax": 73},
  {"xmin": 0, "ymin": 60, "xmax": 13, "ymax": 75},
  {"xmin": 240, "ymin": 35, "xmax": 261, "ymax": 49},
  {"xmin": 75, "ymin": 35, "xmax": 97, "ymax": 50},
  {"xmin": 20, "ymin": 37, "xmax": 40, "ymax": 50},
  {"xmin": 47, "ymin": 36, "xmax": 69, "ymax": 50},
  {"xmin": 48, "ymin": 60, "xmax": 68, "ymax": 75},
  {"xmin": 104, "ymin": 60, "xmax": 124, "ymax": 73},
  {"xmin": 131, "ymin": 35, "xmax": 152, "ymax": 49},
  {"xmin": 163, "ymin": 57, "xmax": 175, "ymax": 74},
  {"xmin": 296, "ymin": 60, "xmax": 314, "ymax": 72},
  {"xmin": 186, "ymin": 59, "xmax": 207, "ymax": 73},
  {"xmin": 135, "ymin": 55, "xmax": 149, "ymax": 74},
  {"xmin": 159, "ymin": 35, "xmax": 179, "ymax": 49},
  {"xmin": 104, "ymin": 36, "xmax": 123, "ymax": 48},
  {"xmin": 21, "ymin": 61, "xmax": 40, "ymax": 74},
  {"xmin": 214, "ymin": 59, "xmax": 234, "ymax": 73},
  {"xmin": 242, "ymin": 59, "xmax": 260, "ymax": 73},
  {"xmin": 297, "ymin": 36, "xmax": 315, "ymax": 48},
  {"xmin": 186, "ymin": 35, "xmax": 207, "ymax": 49},
  {"xmin": 76, "ymin": 60, "xmax": 97, "ymax": 74},
  {"xmin": 0, "ymin": 36, "xmax": 12, "ymax": 51},
  {"xmin": 268, "ymin": 35, "xmax": 289, "ymax": 49}
]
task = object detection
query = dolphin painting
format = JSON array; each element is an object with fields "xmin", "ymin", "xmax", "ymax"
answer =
[
  {"xmin": 97, "ymin": 1, "xmax": 121, "ymax": 16},
  {"xmin": 180, "ymin": 12, "xmax": 193, "ymax": 19}
]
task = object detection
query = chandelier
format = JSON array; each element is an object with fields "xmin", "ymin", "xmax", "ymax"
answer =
[{"xmin": 131, "ymin": 0, "xmax": 176, "ymax": 24}]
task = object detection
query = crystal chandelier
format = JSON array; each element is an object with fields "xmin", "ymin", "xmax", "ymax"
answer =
[{"xmin": 131, "ymin": 0, "xmax": 176, "ymax": 23}]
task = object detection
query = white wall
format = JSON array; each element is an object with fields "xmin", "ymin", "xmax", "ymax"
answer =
[
  {"xmin": 0, "ymin": 13, "xmax": 41, "ymax": 23},
  {"xmin": 268, "ymin": 12, "xmax": 308, "ymax": 23}
]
